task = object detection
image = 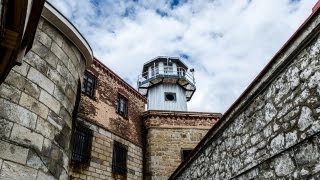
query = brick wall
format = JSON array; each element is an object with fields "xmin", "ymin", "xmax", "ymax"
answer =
[
  {"xmin": 171, "ymin": 9, "xmax": 320, "ymax": 180},
  {"xmin": 78, "ymin": 59, "xmax": 146, "ymax": 146},
  {"xmin": 0, "ymin": 17, "xmax": 87, "ymax": 179},
  {"xmin": 143, "ymin": 111, "xmax": 220, "ymax": 180},
  {"xmin": 70, "ymin": 118, "xmax": 143, "ymax": 180}
]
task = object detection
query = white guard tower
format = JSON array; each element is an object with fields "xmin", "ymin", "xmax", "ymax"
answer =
[{"xmin": 137, "ymin": 56, "xmax": 196, "ymax": 111}]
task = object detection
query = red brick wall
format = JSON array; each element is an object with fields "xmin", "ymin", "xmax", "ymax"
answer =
[{"xmin": 78, "ymin": 59, "xmax": 146, "ymax": 146}]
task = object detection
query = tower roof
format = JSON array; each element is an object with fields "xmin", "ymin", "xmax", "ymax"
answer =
[{"xmin": 142, "ymin": 56, "xmax": 188, "ymax": 73}]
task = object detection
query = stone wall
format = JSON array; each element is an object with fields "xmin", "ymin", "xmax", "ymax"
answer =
[
  {"xmin": 171, "ymin": 9, "xmax": 320, "ymax": 180},
  {"xmin": 143, "ymin": 111, "xmax": 220, "ymax": 180},
  {"xmin": 0, "ymin": 17, "xmax": 87, "ymax": 179},
  {"xmin": 70, "ymin": 118, "xmax": 143, "ymax": 180},
  {"xmin": 78, "ymin": 59, "xmax": 146, "ymax": 146}
]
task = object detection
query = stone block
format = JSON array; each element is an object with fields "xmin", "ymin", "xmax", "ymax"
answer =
[
  {"xmin": 25, "ymin": 51, "xmax": 49, "ymax": 75},
  {"xmin": 44, "ymin": 51, "xmax": 59, "ymax": 69},
  {"xmin": 4, "ymin": 70, "xmax": 26, "ymax": 90},
  {"xmin": 47, "ymin": 69, "xmax": 67, "ymax": 91},
  {"xmin": 59, "ymin": 107, "xmax": 72, "ymax": 129},
  {"xmin": 47, "ymin": 110, "xmax": 63, "ymax": 131},
  {"xmin": 0, "ymin": 161, "xmax": 38, "ymax": 179},
  {"xmin": 36, "ymin": 117, "xmax": 56, "ymax": 140},
  {"xmin": 35, "ymin": 29, "xmax": 52, "ymax": 48},
  {"xmin": 41, "ymin": 21, "xmax": 63, "ymax": 47},
  {"xmin": 0, "ymin": 118, "xmax": 13, "ymax": 139},
  {"xmin": 0, "ymin": 98, "xmax": 37, "ymax": 129},
  {"xmin": 12, "ymin": 61, "xmax": 30, "ymax": 76},
  {"xmin": 0, "ymin": 140, "xmax": 29, "ymax": 164},
  {"xmin": 31, "ymin": 40, "xmax": 49, "ymax": 58},
  {"xmin": 27, "ymin": 67, "xmax": 54, "ymax": 94},
  {"xmin": 26, "ymin": 149, "xmax": 48, "ymax": 172},
  {"xmin": 0, "ymin": 83, "xmax": 21, "ymax": 103},
  {"xmin": 22, "ymin": 78, "xmax": 41, "ymax": 99},
  {"xmin": 51, "ymin": 42, "xmax": 68, "ymax": 65},
  {"xmin": 37, "ymin": 171, "xmax": 55, "ymax": 180},
  {"xmin": 19, "ymin": 92, "xmax": 49, "ymax": 119},
  {"xmin": 39, "ymin": 90, "xmax": 60, "ymax": 114},
  {"xmin": 10, "ymin": 124, "xmax": 44, "ymax": 151}
]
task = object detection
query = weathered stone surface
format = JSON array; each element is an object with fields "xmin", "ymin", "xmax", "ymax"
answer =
[
  {"xmin": 37, "ymin": 171, "xmax": 56, "ymax": 180},
  {"xmin": 25, "ymin": 51, "xmax": 50, "ymax": 75},
  {"xmin": 0, "ymin": 83, "xmax": 21, "ymax": 103},
  {"xmin": 0, "ymin": 140, "xmax": 29, "ymax": 164},
  {"xmin": 19, "ymin": 92, "xmax": 49, "ymax": 119},
  {"xmin": 32, "ymin": 40, "xmax": 50, "ymax": 58},
  {"xmin": 174, "ymin": 11, "xmax": 320, "ymax": 180},
  {"xmin": 22, "ymin": 79, "xmax": 41, "ymax": 99},
  {"xmin": 10, "ymin": 124, "xmax": 44, "ymax": 151},
  {"xmin": 35, "ymin": 29, "xmax": 52, "ymax": 48},
  {"xmin": 26, "ymin": 149, "xmax": 48, "ymax": 172},
  {"xmin": 27, "ymin": 67, "xmax": 54, "ymax": 94},
  {"xmin": 51, "ymin": 42, "xmax": 68, "ymax": 64},
  {"xmin": 0, "ymin": 161, "xmax": 38, "ymax": 179},
  {"xmin": 39, "ymin": 90, "xmax": 60, "ymax": 114},
  {"xmin": 12, "ymin": 61, "xmax": 30, "ymax": 76},
  {"xmin": 4, "ymin": 70, "xmax": 26, "ymax": 89},
  {"xmin": 36, "ymin": 117, "xmax": 56, "ymax": 140},
  {"xmin": 0, "ymin": 118, "xmax": 13, "ymax": 139},
  {"xmin": 0, "ymin": 98, "xmax": 37, "ymax": 129}
]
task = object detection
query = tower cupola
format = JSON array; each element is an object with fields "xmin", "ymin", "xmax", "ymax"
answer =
[{"xmin": 137, "ymin": 56, "xmax": 196, "ymax": 111}]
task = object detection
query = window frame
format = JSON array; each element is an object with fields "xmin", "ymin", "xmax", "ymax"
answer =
[
  {"xmin": 82, "ymin": 71, "xmax": 96, "ymax": 98},
  {"xmin": 112, "ymin": 141, "xmax": 128, "ymax": 176},
  {"xmin": 116, "ymin": 94, "xmax": 128, "ymax": 118},
  {"xmin": 181, "ymin": 149, "xmax": 193, "ymax": 162},
  {"xmin": 71, "ymin": 121, "xmax": 93, "ymax": 164},
  {"xmin": 164, "ymin": 92, "xmax": 177, "ymax": 102}
]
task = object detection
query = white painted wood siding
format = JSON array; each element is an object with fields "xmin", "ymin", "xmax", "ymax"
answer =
[{"xmin": 147, "ymin": 84, "xmax": 187, "ymax": 111}]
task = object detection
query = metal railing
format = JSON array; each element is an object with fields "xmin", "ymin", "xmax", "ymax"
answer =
[{"xmin": 137, "ymin": 67, "xmax": 195, "ymax": 87}]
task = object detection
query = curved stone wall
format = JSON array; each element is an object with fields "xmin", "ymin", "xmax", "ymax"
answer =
[{"xmin": 0, "ymin": 3, "xmax": 91, "ymax": 179}]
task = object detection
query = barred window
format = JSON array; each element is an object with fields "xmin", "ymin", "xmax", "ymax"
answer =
[
  {"xmin": 116, "ymin": 94, "xmax": 128, "ymax": 118},
  {"xmin": 71, "ymin": 122, "xmax": 93, "ymax": 163},
  {"xmin": 112, "ymin": 141, "xmax": 127, "ymax": 176},
  {"xmin": 181, "ymin": 149, "xmax": 193, "ymax": 162},
  {"xmin": 82, "ymin": 72, "xmax": 96, "ymax": 97}
]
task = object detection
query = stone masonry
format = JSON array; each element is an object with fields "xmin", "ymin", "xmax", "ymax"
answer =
[
  {"xmin": 171, "ymin": 6, "xmax": 320, "ymax": 180},
  {"xmin": 0, "ymin": 17, "xmax": 87, "ymax": 179},
  {"xmin": 70, "ymin": 59, "xmax": 146, "ymax": 179},
  {"xmin": 143, "ymin": 111, "xmax": 221, "ymax": 180},
  {"xmin": 70, "ymin": 118, "xmax": 143, "ymax": 180}
]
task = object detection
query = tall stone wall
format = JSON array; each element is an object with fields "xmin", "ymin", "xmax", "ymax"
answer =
[
  {"xmin": 0, "ymin": 17, "xmax": 87, "ymax": 179},
  {"xmin": 143, "ymin": 111, "xmax": 220, "ymax": 180},
  {"xmin": 172, "ymin": 10, "xmax": 320, "ymax": 180},
  {"xmin": 70, "ymin": 118, "xmax": 143, "ymax": 180}
]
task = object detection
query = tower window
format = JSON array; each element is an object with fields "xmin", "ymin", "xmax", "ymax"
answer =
[
  {"xmin": 112, "ymin": 141, "xmax": 128, "ymax": 176},
  {"xmin": 71, "ymin": 122, "xmax": 93, "ymax": 163},
  {"xmin": 82, "ymin": 71, "xmax": 96, "ymax": 97},
  {"xmin": 117, "ymin": 94, "xmax": 128, "ymax": 118},
  {"xmin": 165, "ymin": 92, "xmax": 176, "ymax": 101},
  {"xmin": 181, "ymin": 149, "xmax": 193, "ymax": 162}
]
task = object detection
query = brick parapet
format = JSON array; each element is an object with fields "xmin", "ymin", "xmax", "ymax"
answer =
[{"xmin": 143, "ymin": 110, "xmax": 221, "ymax": 129}]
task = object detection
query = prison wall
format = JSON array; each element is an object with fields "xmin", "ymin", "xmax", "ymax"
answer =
[
  {"xmin": 70, "ymin": 118, "xmax": 143, "ymax": 180},
  {"xmin": 0, "ymin": 13, "xmax": 90, "ymax": 180},
  {"xmin": 143, "ymin": 111, "xmax": 220, "ymax": 180},
  {"xmin": 171, "ymin": 8, "xmax": 320, "ymax": 180}
]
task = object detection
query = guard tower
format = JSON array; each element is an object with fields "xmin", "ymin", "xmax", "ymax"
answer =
[{"xmin": 137, "ymin": 56, "xmax": 196, "ymax": 111}]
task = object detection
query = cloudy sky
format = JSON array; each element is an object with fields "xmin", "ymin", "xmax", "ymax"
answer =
[{"xmin": 48, "ymin": 0, "xmax": 317, "ymax": 113}]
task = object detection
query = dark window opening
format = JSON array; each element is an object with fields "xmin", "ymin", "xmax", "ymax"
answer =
[
  {"xmin": 181, "ymin": 149, "xmax": 193, "ymax": 162},
  {"xmin": 117, "ymin": 94, "xmax": 128, "ymax": 118},
  {"xmin": 82, "ymin": 71, "xmax": 96, "ymax": 97},
  {"xmin": 165, "ymin": 92, "xmax": 176, "ymax": 101},
  {"xmin": 112, "ymin": 141, "xmax": 128, "ymax": 176},
  {"xmin": 71, "ymin": 122, "xmax": 93, "ymax": 163}
]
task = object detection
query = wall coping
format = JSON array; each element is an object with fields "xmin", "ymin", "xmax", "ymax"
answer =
[
  {"xmin": 169, "ymin": 5, "xmax": 320, "ymax": 180},
  {"xmin": 41, "ymin": 2, "xmax": 93, "ymax": 67},
  {"xmin": 143, "ymin": 110, "xmax": 221, "ymax": 118}
]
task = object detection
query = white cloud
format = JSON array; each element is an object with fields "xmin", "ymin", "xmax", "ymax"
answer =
[{"xmin": 48, "ymin": 0, "xmax": 317, "ymax": 113}]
